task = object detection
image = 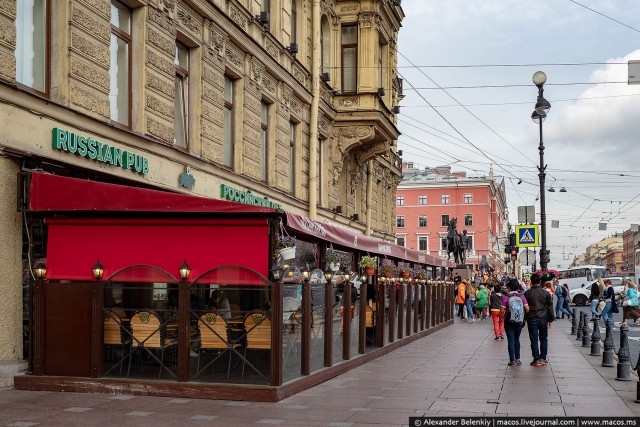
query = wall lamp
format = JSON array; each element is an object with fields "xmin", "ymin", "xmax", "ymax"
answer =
[
  {"xmin": 333, "ymin": 205, "xmax": 342, "ymax": 214},
  {"xmin": 179, "ymin": 259, "xmax": 191, "ymax": 280},
  {"xmin": 301, "ymin": 266, "xmax": 310, "ymax": 281},
  {"xmin": 271, "ymin": 263, "xmax": 283, "ymax": 281},
  {"xmin": 92, "ymin": 259, "xmax": 104, "ymax": 281},
  {"xmin": 34, "ymin": 262, "xmax": 47, "ymax": 280},
  {"xmin": 350, "ymin": 213, "xmax": 359, "ymax": 221}
]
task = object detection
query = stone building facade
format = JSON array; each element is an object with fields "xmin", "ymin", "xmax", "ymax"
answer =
[{"xmin": 0, "ymin": 0, "xmax": 404, "ymax": 384}]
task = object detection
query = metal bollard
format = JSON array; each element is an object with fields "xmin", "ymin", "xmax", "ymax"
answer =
[
  {"xmin": 634, "ymin": 352, "xmax": 640, "ymax": 402},
  {"xmin": 571, "ymin": 309, "xmax": 578, "ymax": 335},
  {"xmin": 582, "ymin": 314, "xmax": 590, "ymax": 347},
  {"xmin": 602, "ymin": 318, "xmax": 615, "ymax": 367},
  {"xmin": 590, "ymin": 317, "xmax": 601, "ymax": 356},
  {"xmin": 576, "ymin": 312, "xmax": 584, "ymax": 341},
  {"xmin": 616, "ymin": 323, "xmax": 631, "ymax": 381}
]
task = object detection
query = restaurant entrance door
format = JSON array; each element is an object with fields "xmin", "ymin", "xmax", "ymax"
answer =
[{"xmin": 43, "ymin": 282, "xmax": 92, "ymax": 376}]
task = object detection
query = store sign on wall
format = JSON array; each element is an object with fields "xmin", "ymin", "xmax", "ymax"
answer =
[
  {"xmin": 220, "ymin": 184, "xmax": 282, "ymax": 209},
  {"xmin": 52, "ymin": 127, "xmax": 150, "ymax": 175}
]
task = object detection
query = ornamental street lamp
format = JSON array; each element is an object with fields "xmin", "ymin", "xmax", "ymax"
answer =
[{"xmin": 532, "ymin": 71, "xmax": 551, "ymax": 271}]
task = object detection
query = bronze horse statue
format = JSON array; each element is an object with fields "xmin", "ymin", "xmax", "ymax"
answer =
[{"xmin": 446, "ymin": 218, "xmax": 466, "ymax": 265}]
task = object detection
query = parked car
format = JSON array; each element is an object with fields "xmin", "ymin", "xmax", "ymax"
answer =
[{"xmin": 568, "ymin": 277, "xmax": 624, "ymax": 306}]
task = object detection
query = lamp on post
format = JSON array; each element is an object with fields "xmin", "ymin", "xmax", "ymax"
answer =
[
  {"xmin": 34, "ymin": 263, "xmax": 47, "ymax": 280},
  {"xmin": 92, "ymin": 260, "xmax": 104, "ymax": 281},
  {"xmin": 271, "ymin": 263, "xmax": 283, "ymax": 281},
  {"xmin": 532, "ymin": 70, "xmax": 551, "ymax": 271},
  {"xmin": 178, "ymin": 259, "xmax": 191, "ymax": 281}
]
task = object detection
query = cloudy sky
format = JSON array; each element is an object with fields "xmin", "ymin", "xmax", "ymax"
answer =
[{"xmin": 396, "ymin": 0, "xmax": 640, "ymax": 269}]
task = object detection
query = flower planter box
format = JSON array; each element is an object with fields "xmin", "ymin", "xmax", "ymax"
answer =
[{"xmin": 279, "ymin": 247, "xmax": 296, "ymax": 260}]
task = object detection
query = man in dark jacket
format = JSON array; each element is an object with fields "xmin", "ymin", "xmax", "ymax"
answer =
[{"xmin": 524, "ymin": 273, "xmax": 555, "ymax": 366}]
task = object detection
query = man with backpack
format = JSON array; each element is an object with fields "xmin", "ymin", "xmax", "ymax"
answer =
[
  {"xmin": 524, "ymin": 273, "xmax": 555, "ymax": 366},
  {"xmin": 500, "ymin": 279, "xmax": 529, "ymax": 366}
]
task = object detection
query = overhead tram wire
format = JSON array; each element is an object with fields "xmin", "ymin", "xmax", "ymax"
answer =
[
  {"xmin": 401, "ymin": 93, "xmax": 640, "ymax": 108},
  {"xmin": 401, "ymin": 81, "xmax": 628, "ymax": 90},
  {"xmin": 567, "ymin": 0, "xmax": 640, "ymax": 33},
  {"xmin": 396, "ymin": 61, "xmax": 629, "ymax": 69}
]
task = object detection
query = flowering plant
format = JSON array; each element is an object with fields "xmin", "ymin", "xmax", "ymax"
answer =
[
  {"xmin": 414, "ymin": 268, "xmax": 427, "ymax": 280},
  {"xmin": 398, "ymin": 266, "xmax": 412, "ymax": 274},
  {"xmin": 299, "ymin": 251, "xmax": 317, "ymax": 266},
  {"xmin": 379, "ymin": 259, "xmax": 397, "ymax": 276},
  {"xmin": 337, "ymin": 252, "xmax": 353, "ymax": 270},
  {"xmin": 325, "ymin": 249, "xmax": 340, "ymax": 264},
  {"xmin": 359, "ymin": 255, "xmax": 378, "ymax": 269},
  {"xmin": 274, "ymin": 235, "xmax": 296, "ymax": 257}
]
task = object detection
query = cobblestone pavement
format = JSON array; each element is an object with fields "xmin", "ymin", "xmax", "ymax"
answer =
[{"xmin": 1, "ymin": 316, "xmax": 637, "ymax": 426}]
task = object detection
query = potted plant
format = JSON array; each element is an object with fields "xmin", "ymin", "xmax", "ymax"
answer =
[
  {"xmin": 337, "ymin": 251, "xmax": 353, "ymax": 271},
  {"xmin": 359, "ymin": 255, "xmax": 378, "ymax": 276},
  {"xmin": 414, "ymin": 268, "xmax": 427, "ymax": 281},
  {"xmin": 275, "ymin": 235, "xmax": 297, "ymax": 260},
  {"xmin": 399, "ymin": 266, "xmax": 412, "ymax": 278},
  {"xmin": 379, "ymin": 259, "xmax": 397, "ymax": 278},
  {"xmin": 300, "ymin": 251, "xmax": 317, "ymax": 269},
  {"xmin": 325, "ymin": 249, "xmax": 341, "ymax": 271}
]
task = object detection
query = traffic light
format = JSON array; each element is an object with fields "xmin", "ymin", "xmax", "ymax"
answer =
[
  {"xmin": 504, "ymin": 245, "xmax": 512, "ymax": 254},
  {"xmin": 509, "ymin": 233, "xmax": 516, "ymax": 247},
  {"xmin": 510, "ymin": 246, "xmax": 518, "ymax": 261},
  {"xmin": 540, "ymin": 249, "xmax": 551, "ymax": 265}
]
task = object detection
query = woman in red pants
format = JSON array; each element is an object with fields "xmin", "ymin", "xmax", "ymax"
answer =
[{"xmin": 489, "ymin": 283, "xmax": 505, "ymax": 340}]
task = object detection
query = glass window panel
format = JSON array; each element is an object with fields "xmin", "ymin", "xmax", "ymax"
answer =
[
  {"xmin": 111, "ymin": 0, "xmax": 130, "ymax": 34},
  {"xmin": 224, "ymin": 76, "xmax": 233, "ymax": 103},
  {"xmin": 109, "ymin": 33, "xmax": 129, "ymax": 125},
  {"xmin": 261, "ymin": 102, "xmax": 268, "ymax": 181},
  {"xmin": 342, "ymin": 47, "xmax": 356, "ymax": 93},
  {"xmin": 418, "ymin": 237, "xmax": 428, "ymax": 251},
  {"xmin": 291, "ymin": 1, "xmax": 297, "ymax": 43},
  {"xmin": 223, "ymin": 107, "xmax": 232, "ymax": 167},
  {"xmin": 397, "ymin": 237, "xmax": 405, "ymax": 247},
  {"xmin": 341, "ymin": 25, "xmax": 357, "ymax": 44},
  {"xmin": 15, "ymin": 0, "xmax": 47, "ymax": 92},
  {"xmin": 289, "ymin": 122, "xmax": 295, "ymax": 192},
  {"xmin": 175, "ymin": 43, "xmax": 189, "ymax": 70},
  {"xmin": 261, "ymin": 102, "xmax": 268, "ymax": 125},
  {"xmin": 173, "ymin": 76, "xmax": 187, "ymax": 148}
]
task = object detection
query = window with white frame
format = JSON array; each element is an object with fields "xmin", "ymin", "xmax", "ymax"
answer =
[
  {"xmin": 419, "ymin": 215, "xmax": 427, "ymax": 227},
  {"xmin": 396, "ymin": 195, "xmax": 404, "ymax": 206},
  {"xmin": 464, "ymin": 214, "xmax": 473, "ymax": 226},
  {"xmin": 341, "ymin": 24, "xmax": 357, "ymax": 93},
  {"xmin": 464, "ymin": 193, "xmax": 473, "ymax": 204},
  {"xmin": 397, "ymin": 216, "xmax": 405, "ymax": 228},
  {"xmin": 441, "ymin": 238, "xmax": 448, "ymax": 250},
  {"xmin": 441, "ymin": 215, "xmax": 449, "ymax": 227},
  {"xmin": 467, "ymin": 235, "xmax": 474, "ymax": 250},
  {"xmin": 109, "ymin": 0, "xmax": 131, "ymax": 126},
  {"xmin": 173, "ymin": 41, "xmax": 189, "ymax": 149},
  {"xmin": 418, "ymin": 236, "xmax": 428, "ymax": 252},
  {"xmin": 397, "ymin": 236, "xmax": 405, "ymax": 247},
  {"xmin": 441, "ymin": 194, "xmax": 450, "ymax": 205},
  {"xmin": 418, "ymin": 195, "xmax": 427, "ymax": 205},
  {"xmin": 16, "ymin": 0, "xmax": 48, "ymax": 94}
]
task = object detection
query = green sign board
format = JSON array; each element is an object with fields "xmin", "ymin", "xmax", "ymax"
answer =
[
  {"xmin": 52, "ymin": 127, "xmax": 150, "ymax": 175},
  {"xmin": 220, "ymin": 183, "xmax": 282, "ymax": 209}
]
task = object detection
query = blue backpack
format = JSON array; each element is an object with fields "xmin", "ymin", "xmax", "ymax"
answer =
[{"xmin": 507, "ymin": 293, "xmax": 525, "ymax": 324}]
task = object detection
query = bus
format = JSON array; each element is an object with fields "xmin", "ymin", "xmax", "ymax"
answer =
[{"xmin": 556, "ymin": 265, "xmax": 607, "ymax": 290}]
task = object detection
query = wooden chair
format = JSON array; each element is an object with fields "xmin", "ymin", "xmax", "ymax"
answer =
[
  {"xmin": 230, "ymin": 303, "xmax": 242, "ymax": 318},
  {"xmin": 196, "ymin": 312, "xmax": 238, "ymax": 380},
  {"xmin": 127, "ymin": 310, "xmax": 177, "ymax": 378},
  {"xmin": 241, "ymin": 310, "xmax": 271, "ymax": 380},
  {"xmin": 365, "ymin": 302, "xmax": 377, "ymax": 329},
  {"xmin": 103, "ymin": 310, "xmax": 131, "ymax": 375}
]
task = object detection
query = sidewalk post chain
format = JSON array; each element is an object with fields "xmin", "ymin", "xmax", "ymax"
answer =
[
  {"xmin": 571, "ymin": 309, "xmax": 577, "ymax": 335},
  {"xmin": 602, "ymin": 318, "xmax": 615, "ymax": 367},
  {"xmin": 581, "ymin": 313, "xmax": 590, "ymax": 347},
  {"xmin": 616, "ymin": 323, "xmax": 631, "ymax": 381},
  {"xmin": 576, "ymin": 312, "xmax": 584, "ymax": 341},
  {"xmin": 590, "ymin": 316, "xmax": 601, "ymax": 356}
]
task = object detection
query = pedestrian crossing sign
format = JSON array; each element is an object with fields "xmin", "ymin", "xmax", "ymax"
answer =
[{"xmin": 515, "ymin": 225, "xmax": 539, "ymax": 247}]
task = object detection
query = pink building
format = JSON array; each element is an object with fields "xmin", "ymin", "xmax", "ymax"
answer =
[{"xmin": 395, "ymin": 163, "xmax": 508, "ymax": 271}]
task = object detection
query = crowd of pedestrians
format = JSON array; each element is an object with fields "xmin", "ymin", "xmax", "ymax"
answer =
[{"xmin": 454, "ymin": 271, "xmax": 555, "ymax": 367}]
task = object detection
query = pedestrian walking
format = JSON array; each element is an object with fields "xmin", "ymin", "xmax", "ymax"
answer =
[
  {"xmin": 555, "ymin": 282, "xmax": 572, "ymax": 320},
  {"xmin": 621, "ymin": 280, "xmax": 640, "ymax": 326},
  {"xmin": 490, "ymin": 284, "xmax": 505, "ymax": 340},
  {"xmin": 524, "ymin": 273, "xmax": 555, "ymax": 366},
  {"xmin": 456, "ymin": 280, "xmax": 466, "ymax": 318},
  {"xmin": 561, "ymin": 284, "xmax": 571, "ymax": 318},
  {"xmin": 476, "ymin": 284, "xmax": 489, "ymax": 320},
  {"xmin": 600, "ymin": 279, "xmax": 618, "ymax": 325},
  {"xmin": 465, "ymin": 280, "xmax": 476, "ymax": 322},
  {"xmin": 590, "ymin": 277, "xmax": 603, "ymax": 318},
  {"xmin": 500, "ymin": 279, "xmax": 529, "ymax": 366}
]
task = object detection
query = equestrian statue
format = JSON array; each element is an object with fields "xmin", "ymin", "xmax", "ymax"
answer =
[{"xmin": 446, "ymin": 218, "xmax": 468, "ymax": 266}]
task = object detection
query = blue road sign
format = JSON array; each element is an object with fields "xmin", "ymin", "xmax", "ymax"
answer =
[{"xmin": 515, "ymin": 225, "xmax": 539, "ymax": 247}]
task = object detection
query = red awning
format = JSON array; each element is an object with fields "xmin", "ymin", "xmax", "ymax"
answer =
[
  {"xmin": 284, "ymin": 212, "xmax": 453, "ymax": 268},
  {"xmin": 45, "ymin": 218, "xmax": 270, "ymax": 282},
  {"xmin": 28, "ymin": 172, "xmax": 276, "ymax": 214}
]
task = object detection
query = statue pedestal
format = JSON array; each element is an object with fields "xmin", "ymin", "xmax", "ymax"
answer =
[{"xmin": 452, "ymin": 267, "xmax": 471, "ymax": 280}]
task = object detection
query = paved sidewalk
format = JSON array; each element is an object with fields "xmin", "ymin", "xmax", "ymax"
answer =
[{"xmin": 1, "ymin": 317, "xmax": 637, "ymax": 426}]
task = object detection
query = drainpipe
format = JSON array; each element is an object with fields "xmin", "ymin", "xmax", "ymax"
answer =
[
  {"xmin": 308, "ymin": 0, "xmax": 321, "ymax": 220},
  {"xmin": 366, "ymin": 159, "xmax": 373, "ymax": 235}
]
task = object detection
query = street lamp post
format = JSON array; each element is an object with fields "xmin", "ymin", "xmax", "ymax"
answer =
[{"xmin": 532, "ymin": 71, "xmax": 551, "ymax": 271}]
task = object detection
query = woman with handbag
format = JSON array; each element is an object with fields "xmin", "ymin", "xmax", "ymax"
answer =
[
  {"xmin": 600, "ymin": 279, "xmax": 617, "ymax": 325},
  {"xmin": 622, "ymin": 280, "xmax": 640, "ymax": 326}
]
